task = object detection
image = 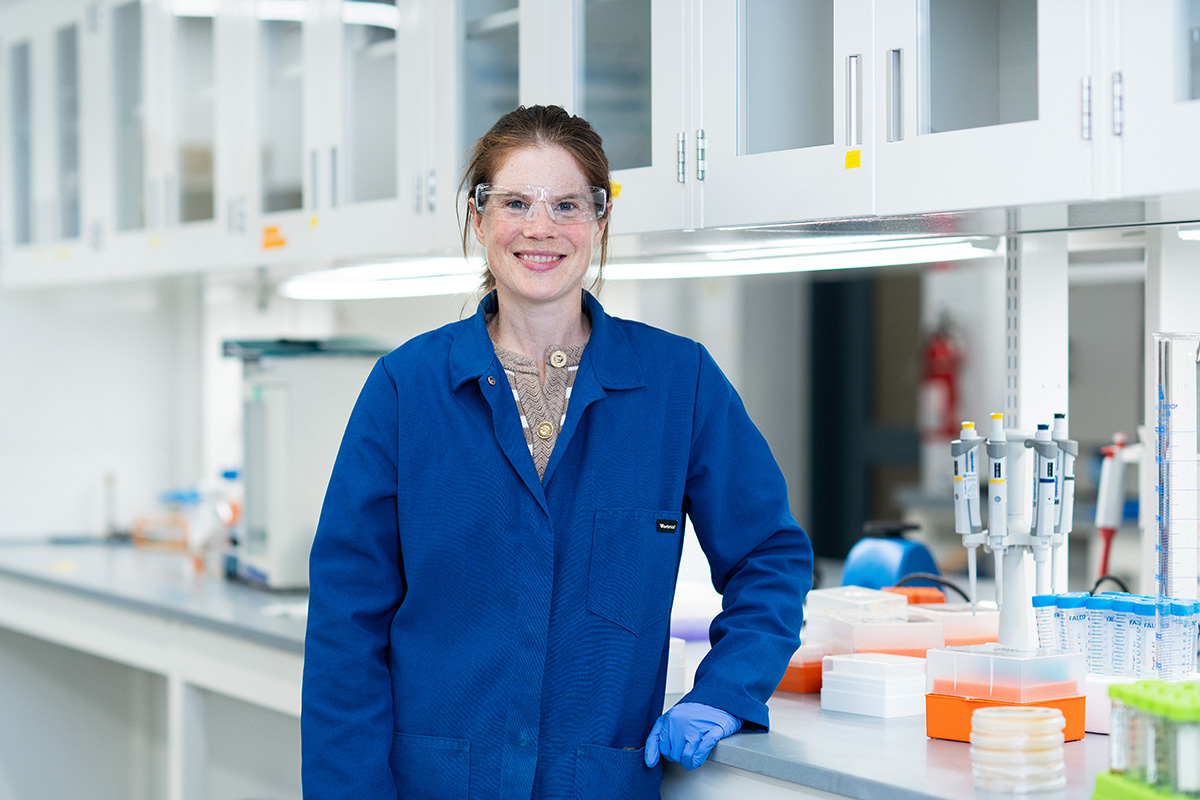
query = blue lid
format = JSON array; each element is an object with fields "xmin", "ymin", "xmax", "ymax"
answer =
[
  {"xmin": 1037, "ymin": 424, "xmax": 1049, "ymax": 430},
  {"xmin": 1032, "ymin": 594, "xmax": 1057, "ymax": 608},
  {"xmin": 1134, "ymin": 599, "xmax": 1157, "ymax": 616},
  {"xmin": 1056, "ymin": 594, "xmax": 1086, "ymax": 609},
  {"xmin": 221, "ymin": 468, "xmax": 240, "ymax": 480},
  {"xmin": 1112, "ymin": 597, "xmax": 1136, "ymax": 612},
  {"xmin": 1085, "ymin": 595, "xmax": 1114, "ymax": 610},
  {"xmin": 1172, "ymin": 601, "xmax": 1192, "ymax": 616},
  {"xmin": 160, "ymin": 488, "xmax": 201, "ymax": 505}
]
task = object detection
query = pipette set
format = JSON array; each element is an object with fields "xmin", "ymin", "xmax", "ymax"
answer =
[{"xmin": 952, "ymin": 412, "xmax": 1078, "ymax": 647}]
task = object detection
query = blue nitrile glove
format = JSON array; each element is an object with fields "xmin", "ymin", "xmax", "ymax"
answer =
[{"xmin": 644, "ymin": 702, "xmax": 741, "ymax": 770}]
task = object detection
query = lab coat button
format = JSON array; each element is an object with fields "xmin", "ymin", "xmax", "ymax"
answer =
[
  {"xmin": 549, "ymin": 350, "xmax": 567, "ymax": 368},
  {"xmin": 535, "ymin": 421, "xmax": 554, "ymax": 440},
  {"xmin": 487, "ymin": 376, "xmax": 496, "ymax": 386}
]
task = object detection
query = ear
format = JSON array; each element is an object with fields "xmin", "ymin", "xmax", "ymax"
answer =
[
  {"xmin": 593, "ymin": 202, "xmax": 612, "ymax": 245},
  {"xmin": 470, "ymin": 198, "xmax": 486, "ymax": 246}
]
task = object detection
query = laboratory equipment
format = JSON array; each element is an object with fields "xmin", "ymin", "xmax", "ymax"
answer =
[
  {"xmin": 1096, "ymin": 681, "xmax": 1200, "ymax": 800},
  {"xmin": 820, "ymin": 653, "xmax": 927, "ymax": 718},
  {"xmin": 1033, "ymin": 594, "xmax": 1057, "ymax": 651},
  {"xmin": 1095, "ymin": 432, "xmax": 1137, "ymax": 578},
  {"xmin": 1056, "ymin": 593, "xmax": 1088, "ymax": 655},
  {"xmin": 224, "ymin": 338, "xmax": 390, "ymax": 589},
  {"xmin": 840, "ymin": 521, "xmax": 939, "ymax": 591},
  {"xmin": 1153, "ymin": 332, "xmax": 1200, "ymax": 603},
  {"xmin": 1086, "ymin": 594, "xmax": 1114, "ymax": 676},
  {"xmin": 970, "ymin": 706, "xmax": 1066, "ymax": 794},
  {"xmin": 951, "ymin": 413, "xmax": 1077, "ymax": 648}
]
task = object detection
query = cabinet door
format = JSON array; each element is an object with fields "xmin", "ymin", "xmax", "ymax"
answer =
[
  {"xmin": 875, "ymin": 0, "xmax": 1092, "ymax": 215},
  {"xmin": 700, "ymin": 0, "xmax": 874, "ymax": 228},
  {"xmin": 540, "ymin": 0, "xmax": 690, "ymax": 235},
  {"xmin": 321, "ymin": 0, "xmax": 428, "ymax": 261},
  {"xmin": 1120, "ymin": 0, "xmax": 1200, "ymax": 197},
  {"xmin": 0, "ymin": 0, "xmax": 96, "ymax": 286}
]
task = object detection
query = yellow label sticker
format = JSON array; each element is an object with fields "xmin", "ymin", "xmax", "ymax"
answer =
[
  {"xmin": 845, "ymin": 150, "xmax": 862, "ymax": 169},
  {"xmin": 262, "ymin": 225, "xmax": 287, "ymax": 249},
  {"xmin": 309, "ymin": 215, "xmax": 320, "ymax": 228},
  {"xmin": 611, "ymin": 182, "xmax": 622, "ymax": 199}
]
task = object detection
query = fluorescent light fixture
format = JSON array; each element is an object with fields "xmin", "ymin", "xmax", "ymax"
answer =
[
  {"xmin": 1176, "ymin": 223, "xmax": 1200, "ymax": 241},
  {"xmin": 257, "ymin": 0, "xmax": 307, "ymax": 22},
  {"xmin": 342, "ymin": 1, "xmax": 400, "ymax": 29},
  {"xmin": 279, "ymin": 258, "xmax": 482, "ymax": 300},
  {"xmin": 606, "ymin": 238, "xmax": 998, "ymax": 281}
]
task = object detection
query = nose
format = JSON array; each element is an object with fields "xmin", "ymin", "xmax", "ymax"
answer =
[{"xmin": 522, "ymin": 201, "xmax": 558, "ymax": 234}]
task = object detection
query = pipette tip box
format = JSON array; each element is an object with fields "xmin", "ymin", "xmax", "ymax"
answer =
[
  {"xmin": 924, "ymin": 644, "xmax": 1086, "ymax": 742},
  {"xmin": 827, "ymin": 610, "xmax": 944, "ymax": 658},
  {"xmin": 820, "ymin": 653, "xmax": 927, "ymax": 718},
  {"xmin": 776, "ymin": 640, "xmax": 830, "ymax": 694},
  {"xmin": 804, "ymin": 586, "xmax": 908, "ymax": 640},
  {"xmin": 908, "ymin": 603, "xmax": 999, "ymax": 646}
]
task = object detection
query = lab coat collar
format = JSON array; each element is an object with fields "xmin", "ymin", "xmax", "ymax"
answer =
[{"xmin": 449, "ymin": 290, "xmax": 646, "ymax": 392}]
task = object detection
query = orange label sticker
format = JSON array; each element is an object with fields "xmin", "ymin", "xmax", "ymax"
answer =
[
  {"xmin": 845, "ymin": 150, "xmax": 862, "ymax": 169},
  {"xmin": 262, "ymin": 225, "xmax": 287, "ymax": 249}
]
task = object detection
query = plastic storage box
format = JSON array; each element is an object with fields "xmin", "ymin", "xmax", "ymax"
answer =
[
  {"xmin": 908, "ymin": 603, "xmax": 999, "ymax": 646},
  {"xmin": 827, "ymin": 610, "xmax": 944, "ymax": 658},
  {"xmin": 820, "ymin": 653, "xmax": 927, "ymax": 717},
  {"xmin": 804, "ymin": 586, "xmax": 908, "ymax": 640},
  {"xmin": 776, "ymin": 640, "xmax": 830, "ymax": 694}
]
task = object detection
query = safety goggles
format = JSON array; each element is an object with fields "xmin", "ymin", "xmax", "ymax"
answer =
[{"xmin": 473, "ymin": 183, "xmax": 608, "ymax": 225}]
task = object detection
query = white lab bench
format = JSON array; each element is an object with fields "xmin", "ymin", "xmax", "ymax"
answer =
[{"xmin": 0, "ymin": 542, "xmax": 1112, "ymax": 800}]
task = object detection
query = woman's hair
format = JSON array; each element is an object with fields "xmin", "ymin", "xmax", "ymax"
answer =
[{"xmin": 459, "ymin": 105, "xmax": 612, "ymax": 295}]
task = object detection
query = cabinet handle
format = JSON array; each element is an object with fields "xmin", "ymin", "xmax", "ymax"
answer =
[
  {"xmin": 1081, "ymin": 77, "xmax": 1093, "ymax": 142},
  {"xmin": 310, "ymin": 150, "xmax": 319, "ymax": 211},
  {"xmin": 330, "ymin": 147, "xmax": 339, "ymax": 209},
  {"xmin": 1111, "ymin": 72, "xmax": 1124, "ymax": 137},
  {"xmin": 846, "ymin": 54, "xmax": 861, "ymax": 147},
  {"xmin": 887, "ymin": 49, "xmax": 902, "ymax": 142},
  {"xmin": 676, "ymin": 132, "xmax": 686, "ymax": 184},
  {"xmin": 427, "ymin": 169, "xmax": 436, "ymax": 214}
]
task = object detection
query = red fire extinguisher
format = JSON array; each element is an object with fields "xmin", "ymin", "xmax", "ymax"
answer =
[{"xmin": 919, "ymin": 313, "xmax": 963, "ymax": 443}]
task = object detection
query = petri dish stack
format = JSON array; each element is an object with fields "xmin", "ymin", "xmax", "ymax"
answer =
[{"xmin": 970, "ymin": 706, "xmax": 1066, "ymax": 793}]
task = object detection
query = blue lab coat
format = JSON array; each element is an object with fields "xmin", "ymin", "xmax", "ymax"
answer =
[{"xmin": 301, "ymin": 291, "xmax": 813, "ymax": 800}]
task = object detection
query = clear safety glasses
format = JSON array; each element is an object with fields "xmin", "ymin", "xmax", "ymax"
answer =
[{"xmin": 473, "ymin": 183, "xmax": 608, "ymax": 225}]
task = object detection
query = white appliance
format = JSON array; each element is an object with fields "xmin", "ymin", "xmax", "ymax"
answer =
[{"xmin": 225, "ymin": 339, "xmax": 389, "ymax": 589}]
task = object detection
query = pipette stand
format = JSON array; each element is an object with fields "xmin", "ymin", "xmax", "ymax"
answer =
[{"xmin": 928, "ymin": 417, "xmax": 1086, "ymax": 743}]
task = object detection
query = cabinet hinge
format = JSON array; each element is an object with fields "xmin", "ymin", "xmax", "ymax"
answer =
[
  {"xmin": 676, "ymin": 133, "xmax": 686, "ymax": 184},
  {"xmin": 1112, "ymin": 72, "xmax": 1124, "ymax": 137},
  {"xmin": 427, "ymin": 169, "xmax": 436, "ymax": 214},
  {"xmin": 1081, "ymin": 77, "xmax": 1093, "ymax": 142},
  {"xmin": 696, "ymin": 129, "xmax": 706, "ymax": 181}
]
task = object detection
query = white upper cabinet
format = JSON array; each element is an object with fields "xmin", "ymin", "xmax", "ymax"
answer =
[
  {"xmin": 874, "ymin": 0, "xmax": 1093, "ymax": 216},
  {"xmin": 700, "ymin": 0, "xmax": 874, "ymax": 228},
  {"xmin": 0, "ymin": 0, "xmax": 96, "ymax": 286},
  {"xmin": 1119, "ymin": 0, "xmax": 1200, "ymax": 199}
]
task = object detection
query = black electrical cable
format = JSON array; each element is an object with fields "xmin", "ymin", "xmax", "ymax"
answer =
[
  {"xmin": 892, "ymin": 572, "xmax": 972, "ymax": 603},
  {"xmin": 1090, "ymin": 574, "xmax": 1131, "ymax": 595}
]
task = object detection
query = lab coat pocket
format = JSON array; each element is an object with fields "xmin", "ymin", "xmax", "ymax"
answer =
[
  {"xmin": 388, "ymin": 731, "xmax": 470, "ymax": 799},
  {"xmin": 588, "ymin": 508, "xmax": 682, "ymax": 634},
  {"xmin": 574, "ymin": 744, "xmax": 662, "ymax": 800}
]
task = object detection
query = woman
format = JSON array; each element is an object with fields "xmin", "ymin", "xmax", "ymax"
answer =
[{"xmin": 301, "ymin": 105, "xmax": 813, "ymax": 800}]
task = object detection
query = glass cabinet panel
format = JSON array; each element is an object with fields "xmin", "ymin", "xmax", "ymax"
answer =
[
  {"xmin": 462, "ymin": 0, "xmax": 518, "ymax": 160},
  {"xmin": 342, "ymin": 0, "xmax": 398, "ymax": 203},
  {"xmin": 259, "ymin": 10, "xmax": 305, "ymax": 213},
  {"xmin": 922, "ymin": 0, "xmax": 1038, "ymax": 134},
  {"xmin": 9, "ymin": 40, "xmax": 33, "ymax": 246},
  {"xmin": 55, "ymin": 24, "xmax": 81, "ymax": 240},
  {"xmin": 174, "ymin": 14, "xmax": 216, "ymax": 223},
  {"xmin": 741, "ymin": 0, "xmax": 834, "ymax": 155},
  {"xmin": 113, "ymin": 1, "xmax": 145, "ymax": 231},
  {"xmin": 1183, "ymin": 0, "xmax": 1200, "ymax": 101},
  {"xmin": 581, "ymin": 0, "xmax": 651, "ymax": 171}
]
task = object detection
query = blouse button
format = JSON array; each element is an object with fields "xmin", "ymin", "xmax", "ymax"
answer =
[
  {"xmin": 535, "ymin": 421, "xmax": 554, "ymax": 440},
  {"xmin": 487, "ymin": 376, "xmax": 496, "ymax": 386},
  {"xmin": 549, "ymin": 350, "xmax": 567, "ymax": 368}
]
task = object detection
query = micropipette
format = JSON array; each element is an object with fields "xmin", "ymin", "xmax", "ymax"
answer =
[
  {"xmin": 985, "ymin": 414, "xmax": 1008, "ymax": 609},
  {"xmin": 1027, "ymin": 424, "xmax": 1057, "ymax": 595},
  {"xmin": 1051, "ymin": 413, "xmax": 1077, "ymax": 595}
]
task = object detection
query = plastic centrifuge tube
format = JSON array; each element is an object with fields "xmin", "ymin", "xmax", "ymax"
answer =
[
  {"xmin": 1135, "ymin": 599, "xmax": 1159, "ymax": 678},
  {"xmin": 1086, "ymin": 594, "xmax": 1113, "ymax": 675},
  {"xmin": 1112, "ymin": 595, "xmax": 1135, "ymax": 676},
  {"xmin": 1109, "ymin": 683, "xmax": 1131, "ymax": 774},
  {"xmin": 1062, "ymin": 593, "xmax": 1089, "ymax": 654},
  {"xmin": 1033, "ymin": 594, "xmax": 1058, "ymax": 652}
]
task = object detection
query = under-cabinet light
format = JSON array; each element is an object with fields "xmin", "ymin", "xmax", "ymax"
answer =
[
  {"xmin": 278, "ymin": 258, "xmax": 482, "ymax": 300},
  {"xmin": 1176, "ymin": 223, "xmax": 1200, "ymax": 241},
  {"xmin": 342, "ymin": 1, "xmax": 400, "ymax": 30},
  {"xmin": 256, "ymin": 0, "xmax": 307, "ymax": 22}
]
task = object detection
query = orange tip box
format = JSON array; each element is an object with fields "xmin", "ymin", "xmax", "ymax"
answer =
[
  {"xmin": 804, "ymin": 586, "xmax": 907, "ymax": 640},
  {"xmin": 776, "ymin": 641, "xmax": 830, "ymax": 694},
  {"xmin": 925, "ymin": 693, "xmax": 1085, "ymax": 743},
  {"xmin": 882, "ymin": 586, "xmax": 945, "ymax": 604}
]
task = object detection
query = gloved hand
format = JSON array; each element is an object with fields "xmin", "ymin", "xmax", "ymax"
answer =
[{"xmin": 643, "ymin": 702, "xmax": 741, "ymax": 770}]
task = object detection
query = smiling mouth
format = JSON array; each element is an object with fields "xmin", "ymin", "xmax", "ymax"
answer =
[{"xmin": 517, "ymin": 253, "xmax": 566, "ymax": 267}]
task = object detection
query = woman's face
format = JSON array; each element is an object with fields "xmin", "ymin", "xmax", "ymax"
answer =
[{"xmin": 472, "ymin": 144, "xmax": 607, "ymax": 312}]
